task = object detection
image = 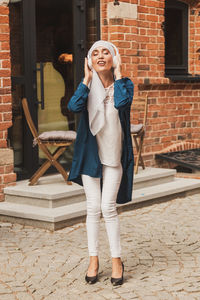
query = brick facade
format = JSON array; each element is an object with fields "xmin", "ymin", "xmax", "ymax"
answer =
[
  {"xmin": 0, "ymin": 0, "xmax": 200, "ymax": 200},
  {"xmin": 0, "ymin": 3, "xmax": 16, "ymax": 201},
  {"xmin": 101, "ymin": 0, "xmax": 200, "ymax": 168}
]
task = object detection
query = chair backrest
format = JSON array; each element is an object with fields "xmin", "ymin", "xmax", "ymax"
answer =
[
  {"xmin": 22, "ymin": 98, "xmax": 38, "ymax": 139},
  {"xmin": 132, "ymin": 95, "xmax": 148, "ymax": 126}
]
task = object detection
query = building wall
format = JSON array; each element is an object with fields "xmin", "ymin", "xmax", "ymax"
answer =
[
  {"xmin": 0, "ymin": 2, "xmax": 15, "ymax": 201},
  {"xmin": 101, "ymin": 0, "xmax": 200, "ymax": 168},
  {"xmin": 0, "ymin": 0, "xmax": 200, "ymax": 200},
  {"xmin": 189, "ymin": 2, "xmax": 200, "ymax": 75},
  {"xmin": 138, "ymin": 82, "xmax": 200, "ymax": 166}
]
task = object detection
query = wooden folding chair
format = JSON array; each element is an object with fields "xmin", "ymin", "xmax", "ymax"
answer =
[
  {"xmin": 131, "ymin": 95, "xmax": 148, "ymax": 174},
  {"xmin": 22, "ymin": 98, "xmax": 76, "ymax": 185}
]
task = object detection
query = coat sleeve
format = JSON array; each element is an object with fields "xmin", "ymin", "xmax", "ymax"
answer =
[
  {"xmin": 67, "ymin": 82, "xmax": 90, "ymax": 113},
  {"xmin": 114, "ymin": 78, "xmax": 134, "ymax": 111}
]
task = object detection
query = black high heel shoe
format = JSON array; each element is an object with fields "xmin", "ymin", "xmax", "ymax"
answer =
[
  {"xmin": 111, "ymin": 262, "xmax": 124, "ymax": 286},
  {"xmin": 85, "ymin": 265, "xmax": 99, "ymax": 284},
  {"xmin": 85, "ymin": 272, "xmax": 98, "ymax": 284}
]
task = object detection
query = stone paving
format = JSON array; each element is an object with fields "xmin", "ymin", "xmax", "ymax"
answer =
[{"xmin": 0, "ymin": 194, "xmax": 200, "ymax": 300}]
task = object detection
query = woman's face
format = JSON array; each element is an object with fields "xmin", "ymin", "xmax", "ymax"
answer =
[{"xmin": 91, "ymin": 47, "xmax": 113, "ymax": 73}]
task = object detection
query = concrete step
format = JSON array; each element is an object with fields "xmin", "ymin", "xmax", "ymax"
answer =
[
  {"xmin": 4, "ymin": 174, "xmax": 84, "ymax": 208},
  {"xmin": 4, "ymin": 168, "xmax": 176, "ymax": 208},
  {"xmin": 132, "ymin": 177, "xmax": 200, "ymax": 204},
  {"xmin": 133, "ymin": 167, "xmax": 176, "ymax": 190},
  {"xmin": 0, "ymin": 176, "xmax": 200, "ymax": 230}
]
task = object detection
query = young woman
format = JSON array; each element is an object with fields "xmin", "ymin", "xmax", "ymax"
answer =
[{"xmin": 67, "ymin": 40, "xmax": 134, "ymax": 286}]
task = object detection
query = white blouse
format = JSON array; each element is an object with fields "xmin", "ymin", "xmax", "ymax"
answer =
[{"xmin": 96, "ymin": 83, "xmax": 123, "ymax": 167}]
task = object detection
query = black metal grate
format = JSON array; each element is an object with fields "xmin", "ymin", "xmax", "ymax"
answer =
[{"xmin": 155, "ymin": 148, "xmax": 200, "ymax": 171}]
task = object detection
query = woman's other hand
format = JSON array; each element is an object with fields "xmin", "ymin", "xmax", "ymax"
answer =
[
  {"xmin": 83, "ymin": 58, "xmax": 93, "ymax": 86},
  {"xmin": 114, "ymin": 54, "xmax": 122, "ymax": 80}
]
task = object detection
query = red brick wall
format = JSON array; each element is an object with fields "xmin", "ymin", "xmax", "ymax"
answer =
[
  {"xmin": 101, "ymin": 0, "xmax": 168, "ymax": 84},
  {"xmin": 0, "ymin": 4, "xmax": 16, "ymax": 201},
  {"xmin": 138, "ymin": 82, "xmax": 200, "ymax": 155},
  {"xmin": 101, "ymin": 0, "xmax": 139, "ymax": 81},
  {"xmin": 0, "ymin": 5, "xmax": 11, "ymax": 138},
  {"xmin": 187, "ymin": 2, "xmax": 200, "ymax": 75},
  {"xmin": 101, "ymin": 0, "xmax": 200, "ymax": 167}
]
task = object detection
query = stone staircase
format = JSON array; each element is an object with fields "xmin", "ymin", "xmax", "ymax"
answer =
[{"xmin": 0, "ymin": 167, "xmax": 200, "ymax": 230}]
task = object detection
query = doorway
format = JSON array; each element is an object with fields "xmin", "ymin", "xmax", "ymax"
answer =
[{"xmin": 9, "ymin": 0, "xmax": 100, "ymax": 180}]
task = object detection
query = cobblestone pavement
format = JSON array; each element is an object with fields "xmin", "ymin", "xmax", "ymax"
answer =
[{"xmin": 0, "ymin": 194, "xmax": 200, "ymax": 300}]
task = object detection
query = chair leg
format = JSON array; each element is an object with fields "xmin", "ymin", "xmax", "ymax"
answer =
[
  {"xmin": 133, "ymin": 135, "xmax": 139, "ymax": 152},
  {"xmin": 135, "ymin": 151, "xmax": 140, "ymax": 175},
  {"xmin": 133, "ymin": 135, "xmax": 145, "ymax": 175},
  {"xmin": 50, "ymin": 147, "xmax": 72, "ymax": 185},
  {"xmin": 29, "ymin": 160, "xmax": 51, "ymax": 185},
  {"xmin": 133, "ymin": 136, "xmax": 140, "ymax": 174},
  {"xmin": 41, "ymin": 145, "xmax": 72, "ymax": 185},
  {"xmin": 29, "ymin": 146, "xmax": 72, "ymax": 185},
  {"xmin": 138, "ymin": 134, "xmax": 145, "ymax": 169},
  {"xmin": 135, "ymin": 135, "xmax": 145, "ymax": 174},
  {"xmin": 29, "ymin": 147, "xmax": 65, "ymax": 185}
]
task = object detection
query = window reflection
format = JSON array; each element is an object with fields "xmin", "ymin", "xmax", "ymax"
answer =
[
  {"xmin": 165, "ymin": 0, "xmax": 188, "ymax": 75},
  {"xmin": 86, "ymin": 0, "xmax": 100, "ymax": 49}
]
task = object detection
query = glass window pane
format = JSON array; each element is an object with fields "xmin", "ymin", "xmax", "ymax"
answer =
[
  {"xmin": 165, "ymin": 8, "xmax": 183, "ymax": 66},
  {"xmin": 86, "ymin": 0, "xmax": 99, "ymax": 49},
  {"xmin": 35, "ymin": 0, "xmax": 75, "ymax": 167}
]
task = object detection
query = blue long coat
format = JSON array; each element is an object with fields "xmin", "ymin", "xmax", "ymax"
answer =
[{"xmin": 67, "ymin": 77, "xmax": 134, "ymax": 204}]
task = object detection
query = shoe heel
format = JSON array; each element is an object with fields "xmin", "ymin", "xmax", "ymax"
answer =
[
  {"xmin": 85, "ymin": 273, "xmax": 98, "ymax": 284},
  {"xmin": 85, "ymin": 263, "xmax": 99, "ymax": 284},
  {"xmin": 111, "ymin": 262, "xmax": 124, "ymax": 286}
]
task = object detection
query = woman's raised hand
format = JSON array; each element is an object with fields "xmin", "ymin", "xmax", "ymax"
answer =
[
  {"xmin": 83, "ymin": 58, "xmax": 93, "ymax": 86},
  {"xmin": 114, "ymin": 54, "xmax": 122, "ymax": 80}
]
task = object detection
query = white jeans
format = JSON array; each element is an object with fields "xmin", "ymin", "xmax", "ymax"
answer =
[{"xmin": 82, "ymin": 164, "xmax": 123, "ymax": 258}]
